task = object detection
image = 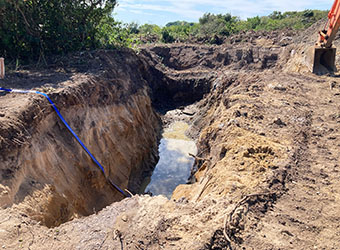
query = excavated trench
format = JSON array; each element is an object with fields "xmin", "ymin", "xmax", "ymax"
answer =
[{"xmin": 0, "ymin": 44, "xmax": 282, "ymax": 228}]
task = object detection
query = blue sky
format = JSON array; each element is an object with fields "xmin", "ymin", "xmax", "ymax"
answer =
[{"xmin": 113, "ymin": 0, "xmax": 333, "ymax": 26}]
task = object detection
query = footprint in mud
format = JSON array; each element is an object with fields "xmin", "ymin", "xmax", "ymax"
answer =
[{"xmin": 243, "ymin": 146, "xmax": 275, "ymax": 159}]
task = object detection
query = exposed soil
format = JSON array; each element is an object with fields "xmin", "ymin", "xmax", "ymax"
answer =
[
  {"xmin": 1, "ymin": 26, "xmax": 340, "ymax": 250},
  {"xmin": 0, "ymin": 49, "xmax": 161, "ymax": 227}
]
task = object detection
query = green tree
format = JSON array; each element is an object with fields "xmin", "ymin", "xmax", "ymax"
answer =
[
  {"xmin": 161, "ymin": 29, "xmax": 174, "ymax": 43},
  {"xmin": 269, "ymin": 11, "xmax": 283, "ymax": 20},
  {"xmin": 0, "ymin": 0, "xmax": 116, "ymax": 63}
]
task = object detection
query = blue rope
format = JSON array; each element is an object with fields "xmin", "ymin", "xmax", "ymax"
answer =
[{"xmin": 0, "ymin": 87, "xmax": 130, "ymax": 197}]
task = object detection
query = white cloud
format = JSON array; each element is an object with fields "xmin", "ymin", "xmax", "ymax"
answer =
[
  {"xmin": 115, "ymin": 0, "xmax": 332, "ymax": 24},
  {"xmin": 118, "ymin": 2, "xmax": 203, "ymax": 19}
]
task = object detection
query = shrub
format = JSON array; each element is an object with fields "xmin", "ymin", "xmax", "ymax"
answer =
[{"xmin": 0, "ymin": 0, "xmax": 116, "ymax": 63}]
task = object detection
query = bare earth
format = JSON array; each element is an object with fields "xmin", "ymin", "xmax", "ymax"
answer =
[{"xmin": 1, "ymin": 27, "xmax": 340, "ymax": 249}]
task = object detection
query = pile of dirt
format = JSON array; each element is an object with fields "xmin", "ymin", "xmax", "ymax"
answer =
[
  {"xmin": 282, "ymin": 18, "xmax": 340, "ymax": 74},
  {"xmin": 225, "ymin": 29, "xmax": 296, "ymax": 47}
]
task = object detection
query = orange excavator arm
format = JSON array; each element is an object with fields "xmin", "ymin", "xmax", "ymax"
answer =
[
  {"xmin": 311, "ymin": 0, "xmax": 340, "ymax": 74},
  {"xmin": 318, "ymin": 0, "xmax": 340, "ymax": 48}
]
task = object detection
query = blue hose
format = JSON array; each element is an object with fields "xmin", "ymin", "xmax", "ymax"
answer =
[{"xmin": 0, "ymin": 87, "xmax": 130, "ymax": 198}]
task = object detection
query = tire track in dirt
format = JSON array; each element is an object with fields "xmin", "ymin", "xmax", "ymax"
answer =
[{"xmin": 241, "ymin": 74, "xmax": 340, "ymax": 249}]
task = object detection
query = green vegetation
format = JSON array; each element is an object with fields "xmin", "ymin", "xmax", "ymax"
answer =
[
  {"xmin": 135, "ymin": 10, "xmax": 327, "ymax": 44},
  {"xmin": 241, "ymin": 10, "xmax": 327, "ymax": 31},
  {"xmin": 0, "ymin": 4, "xmax": 328, "ymax": 64},
  {"xmin": 0, "ymin": 0, "xmax": 117, "ymax": 63}
]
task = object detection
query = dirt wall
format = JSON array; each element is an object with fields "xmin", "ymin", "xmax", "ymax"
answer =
[{"xmin": 0, "ymin": 50, "xmax": 161, "ymax": 227}]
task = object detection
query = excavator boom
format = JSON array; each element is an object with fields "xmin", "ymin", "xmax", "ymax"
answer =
[
  {"xmin": 319, "ymin": 0, "xmax": 340, "ymax": 48},
  {"xmin": 312, "ymin": 0, "xmax": 340, "ymax": 74}
]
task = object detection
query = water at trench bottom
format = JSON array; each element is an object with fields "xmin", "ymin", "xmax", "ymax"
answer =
[{"xmin": 141, "ymin": 121, "xmax": 197, "ymax": 198}]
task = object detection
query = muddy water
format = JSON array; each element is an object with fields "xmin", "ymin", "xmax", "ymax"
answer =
[{"xmin": 142, "ymin": 122, "xmax": 197, "ymax": 198}]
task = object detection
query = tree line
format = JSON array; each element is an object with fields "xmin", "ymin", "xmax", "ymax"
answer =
[
  {"xmin": 0, "ymin": 3, "xmax": 328, "ymax": 65},
  {"xmin": 134, "ymin": 10, "xmax": 327, "ymax": 44},
  {"xmin": 0, "ymin": 0, "xmax": 116, "ymax": 64}
]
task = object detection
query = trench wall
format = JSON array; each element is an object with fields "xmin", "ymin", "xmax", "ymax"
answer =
[{"xmin": 0, "ymin": 50, "xmax": 161, "ymax": 227}]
